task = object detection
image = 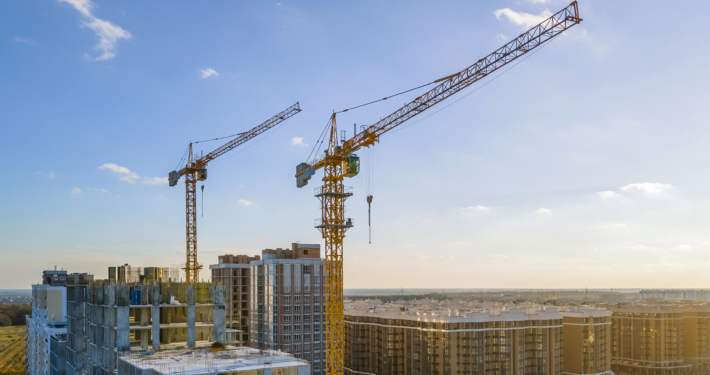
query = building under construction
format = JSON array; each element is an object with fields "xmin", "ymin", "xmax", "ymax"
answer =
[{"xmin": 65, "ymin": 281, "xmax": 233, "ymax": 375}]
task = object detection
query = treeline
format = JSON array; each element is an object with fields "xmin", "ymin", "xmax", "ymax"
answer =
[{"xmin": 0, "ymin": 304, "xmax": 31, "ymax": 326}]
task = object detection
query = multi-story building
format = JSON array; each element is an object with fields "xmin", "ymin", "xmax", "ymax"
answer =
[
  {"xmin": 560, "ymin": 306, "xmax": 612, "ymax": 375},
  {"xmin": 26, "ymin": 270, "xmax": 69, "ymax": 375},
  {"xmin": 65, "ymin": 281, "xmax": 229, "ymax": 375},
  {"xmin": 210, "ymin": 254, "xmax": 260, "ymax": 344},
  {"xmin": 640, "ymin": 290, "xmax": 710, "ymax": 302},
  {"xmin": 344, "ymin": 299, "xmax": 564, "ymax": 375},
  {"xmin": 683, "ymin": 304, "xmax": 710, "ymax": 375},
  {"xmin": 250, "ymin": 243, "xmax": 325, "ymax": 373},
  {"xmin": 608, "ymin": 304, "xmax": 692, "ymax": 375}
]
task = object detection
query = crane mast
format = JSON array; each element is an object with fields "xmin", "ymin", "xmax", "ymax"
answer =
[
  {"xmin": 171, "ymin": 103, "xmax": 302, "ymax": 284},
  {"xmin": 294, "ymin": 3, "xmax": 582, "ymax": 375}
]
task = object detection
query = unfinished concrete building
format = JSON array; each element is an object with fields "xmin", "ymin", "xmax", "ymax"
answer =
[{"xmin": 65, "ymin": 282, "xmax": 230, "ymax": 375}]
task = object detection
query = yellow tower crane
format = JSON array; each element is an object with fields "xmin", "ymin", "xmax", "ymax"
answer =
[
  {"xmin": 294, "ymin": 3, "xmax": 582, "ymax": 374},
  {"xmin": 170, "ymin": 103, "xmax": 302, "ymax": 284}
]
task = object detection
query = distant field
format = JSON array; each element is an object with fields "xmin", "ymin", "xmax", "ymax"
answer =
[{"xmin": 0, "ymin": 326, "xmax": 25, "ymax": 375}]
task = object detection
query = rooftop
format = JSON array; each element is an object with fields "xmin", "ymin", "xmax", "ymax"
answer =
[
  {"xmin": 344, "ymin": 298, "xmax": 563, "ymax": 322},
  {"xmin": 119, "ymin": 346, "xmax": 309, "ymax": 375}
]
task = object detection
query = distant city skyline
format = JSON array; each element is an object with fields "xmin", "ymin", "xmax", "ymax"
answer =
[{"xmin": 4, "ymin": 1, "xmax": 710, "ymax": 289}]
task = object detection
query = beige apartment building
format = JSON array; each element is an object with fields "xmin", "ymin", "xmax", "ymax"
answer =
[
  {"xmin": 608, "ymin": 304, "xmax": 691, "ymax": 375},
  {"xmin": 682, "ymin": 304, "xmax": 710, "ymax": 375},
  {"xmin": 344, "ymin": 299, "xmax": 564, "ymax": 375},
  {"xmin": 560, "ymin": 306, "xmax": 612, "ymax": 375},
  {"xmin": 210, "ymin": 253, "xmax": 260, "ymax": 344}
]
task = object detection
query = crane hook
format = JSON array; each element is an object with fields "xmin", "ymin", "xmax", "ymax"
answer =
[
  {"xmin": 201, "ymin": 184, "xmax": 205, "ymax": 217},
  {"xmin": 367, "ymin": 195, "xmax": 373, "ymax": 244}
]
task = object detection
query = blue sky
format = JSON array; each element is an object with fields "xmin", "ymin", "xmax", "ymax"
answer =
[{"xmin": 3, "ymin": 0, "xmax": 710, "ymax": 289}]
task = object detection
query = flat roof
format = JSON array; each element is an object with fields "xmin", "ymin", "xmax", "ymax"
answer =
[{"xmin": 120, "ymin": 347, "xmax": 309, "ymax": 375}]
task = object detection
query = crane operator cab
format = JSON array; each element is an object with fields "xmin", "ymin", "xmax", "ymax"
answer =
[
  {"xmin": 197, "ymin": 168, "xmax": 207, "ymax": 181},
  {"xmin": 344, "ymin": 154, "xmax": 360, "ymax": 177}
]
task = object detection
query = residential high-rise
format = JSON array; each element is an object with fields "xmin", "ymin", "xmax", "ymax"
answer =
[
  {"xmin": 210, "ymin": 254, "xmax": 261, "ymax": 344},
  {"xmin": 560, "ymin": 306, "xmax": 612, "ymax": 375},
  {"xmin": 250, "ymin": 243, "xmax": 325, "ymax": 374},
  {"xmin": 344, "ymin": 299, "xmax": 564, "ymax": 375},
  {"xmin": 26, "ymin": 270, "xmax": 69, "ymax": 375},
  {"xmin": 609, "ymin": 304, "xmax": 692, "ymax": 375}
]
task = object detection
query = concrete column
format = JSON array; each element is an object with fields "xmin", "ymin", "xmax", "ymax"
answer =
[
  {"xmin": 116, "ymin": 285, "xmax": 130, "ymax": 351},
  {"xmin": 187, "ymin": 284, "xmax": 195, "ymax": 348},
  {"xmin": 152, "ymin": 286, "xmax": 161, "ymax": 350},
  {"xmin": 213, "ymin": 285, "xmax": 226, "ymax": 344},
  {"xmin": 104, "ymin": 285, "xmax": 116, "ymax": 372},
  {"xmin": 140, "ymin": 307, "xmax": 149, "ymax": 348}
]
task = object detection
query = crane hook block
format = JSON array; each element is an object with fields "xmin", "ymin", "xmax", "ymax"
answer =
[
  {"xmin": 344, "ymin": 154, "xmax": 360, "ymax": 178},
  {"xmin": 296, "ymin": 162, "xmax": 315, "ymax": 188}
]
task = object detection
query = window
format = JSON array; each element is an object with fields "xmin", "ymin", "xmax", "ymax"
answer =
[
  {"xmin": 295, "ymin": 295, "xmax": 301, "ymax": 303},
  {"xmin": 314, "ymin": 342, "xmax": 321, "ymax": 350},
  {"xmin": 283, "ymin": 315, "xmax": 291, "ymax": 323},
  {"xmin": 294, "ymin": 335, "xmax": 301, "ymax": 342},
  {"xmin": 304, "ymin": 324, "xmax": 311, "ymax": 331},
  {"xmin": 304, "ymin": 249, "xmax": 309, "ymax": 255},
  {"xmin": 304, "ymin": 315, "xmax": 311, "ymax": 322},
  {"xmin": 283, "ymin": 305, "xmax": 291, "ymax": 313},
  {"xmin": 314, "ymin": 296, "xmax": 320, "ymax": 303},
  {"xmin": 284, "ymin": 334, "xmax": 291, "ymax": 342},
  {"xmin": 314, "ymin": 323, "xmax": 320, "ymax": 332},
  {"xmin": 283, "ymin": 295, "xmax": 291, "ymax": 303},
  {"xmin": 294, "ymin": 315, "xmax": 302, "ymax": 322},
  {"xmin": 295, "ymin": 324, "xmax": 302, "ymax": 332},
  {"xmin": 304, "ymin": 333, "xmax": 311, "ymax": 341},
  {"xmin": 304, "ymin": 296, "xmax": 311, "ymax": 303},
  {"xmin": 314, "ymin": 314, "xmax": 320, "ymax": 322},
  {"xmin": 294, "ymin": 305, "xmax": 301, "ymax": 313},
  {"xmin": 284, "ymin": 325, "xmax": 291, "ymax": 333},
  {"xmin": 304, "ymin": 265, "xmax": 311, "ymax": 273}
]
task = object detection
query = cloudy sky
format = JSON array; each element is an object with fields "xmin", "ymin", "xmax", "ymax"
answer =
[{"xmin": 2, "ymin": 1, "xmax": 710, "ymax": 289}]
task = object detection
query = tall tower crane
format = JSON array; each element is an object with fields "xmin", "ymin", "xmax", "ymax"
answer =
[
  {"xmin": 170, "ymin": 103, "xmax": 302, "ymax": 284},
  {"xmin": 294, "ymin": 3, "xmax": 582, "ymax": 374}
]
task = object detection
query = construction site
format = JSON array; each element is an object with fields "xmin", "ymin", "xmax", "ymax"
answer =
[{"xmin": 22, "ymin": 2, "xmax": 589, "ymax": 375}]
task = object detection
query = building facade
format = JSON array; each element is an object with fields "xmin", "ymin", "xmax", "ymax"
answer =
[
  {"xmin": 250, "ymin": 243, "xmax": 325, "ymax": 373},
  {"xmin": 26, "ymin": 271, "xmax": 69, "ymax": 375},
  {"xmin": 561, "ymin": 306, "xmax": 612, "ymax": 375},
  {"xmin": 210, "ymin": 254, "xmax": 260, "ymax": 344},
  {"xmin": 682, "ymin": 305, "xmax": 710, "ymax": 375},
  {"xmin": 609, "ymin": 304, "xmax": 691, "ymax": 375},
  {"xmin": 344, "ymin": 299, "xmax": 564, "ymax": 375}
]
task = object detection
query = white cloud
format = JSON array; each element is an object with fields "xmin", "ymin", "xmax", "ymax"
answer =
[
  {"xmin": 597, "ymin": 190, "xmax": 620, "ymax": 199},
  {"xmin": 87, "ymin": 188, "xmax": 110, "ymax": 193},
  {"xmin": 58, "ymin": 0, "xmax": 131, "ymax": 61},
  {"xmin": 461, "ymin": 205, "xmax": 490, "ymax": 212},
  {"xmin": 36, "ymin": 171, "xmax": 56, "ymax": 178},
  {"xmin": 238, "ymin": 199, "xmax": 256, "ymax": 207},
  {"xmin": 524, "ymin": 0, "xmax": 550, "ymax": 4},
  {"xmin": 496, "ymin": 34, "xmax": 508, "ymax": 43},
  {"xmin": 71, "ymin": 187, "xmax": 82, "ymax": 194},
  {"xmin": 99, "ymin": 163, "xmax": 164, "ymax": 185},
  {"xmin": 291, "ymin": 137, "xmax": 308, "ymax": 147},
  {"xmin": 536, "ymin": 207, "xmax": 551, "ymax": 214},
  {"xmin": 200, "ymin": 68, "xmax": 219, "ymax": 78},
  {"xmin": 494, "ymin": 8, "xmax": 552, "ymax": 29},
  {"xmin": 671, "ymin": 245, "xmax": 693, "ymax": 252},
  {"xmin": 489, "ymin": 254, "xmax": 510, "ymax": 259},
  {"xmin": 620, "ymin": 182, "xmax": 673, "ymax": 195},
  {"xmin": 142, "ymin": 177, "xmax": 168, "ymax": 185},
  {"xmin": 416, "ymin": 255, "xmax": 455, "ymax": 261},
  {"xmin": 12, "ymin": 36, "xmax": 36, "ymax": 45}
]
